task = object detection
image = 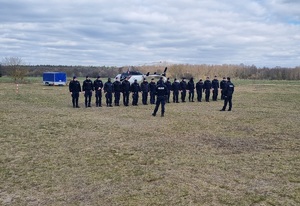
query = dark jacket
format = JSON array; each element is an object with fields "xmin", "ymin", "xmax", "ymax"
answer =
[
  {"xmin": 113, "ymin": 81, "xmax": 122, "ymax": 93},
  {"xmin": 165, "ymin": 80, "xmax": 172, "ymax": 92},
  {"xmin": 156, "ymin": 83, "xmax": 167, "ymax": 96},
  {"xmin": 203, "ymin": 80, "xmax": 212, "ymax": 91},
  {"xmin": 224, "ymin": 81, "xmax": 234, "ymax": 97},
  {"xmin": 82, "ymin": 79, "xmax": 94, "ymax": 91},
  {"xmin": 212, "ymin": 79, "xmax": 219, "ymax": 89},
  {"xmin": 149, "ymin": 82, "xmax": 156, "ymax": 93},
  {"xmin": 187, "ymin": 80, "xmax": 195, "ymax": 91},
  {"xmin": 69, "ymin": 80, "xmax": 81, "ymax": 93},
  {"xmin": 180, "ymin": 80, "xmax": 187, "ymax": 91},
  {"xmin": 196, "ymin": 81, "xmax": 204, "ymax": 92},
  {"xmin": 130, "ymin": 82, "xmax": 141, "ymax": 93},
  {"xmin": 104, "ymin": 81, "xmax": 114, "ymax": 93},
  {"xmin": 220, "ymin": 80, "xmax": 227, "ymax": 90},
  {"xmin": 172, "ymin": 81, "xmax": 180, "ymax": 92},
  {"xmin": 94, "ymin": 79, "xmax": 103, "ymax": 91},
  {"xmin": 122, "ymin": 80, "xmax": 131, "ymax": 93},
  {"xmin": 140, "ymin": 81, "xmax": 149, "ymax": 92}
]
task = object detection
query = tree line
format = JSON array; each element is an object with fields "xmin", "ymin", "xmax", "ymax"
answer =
[{"xmin": 1, "ymin": 57, "xmax": 300, "ymax": 81}]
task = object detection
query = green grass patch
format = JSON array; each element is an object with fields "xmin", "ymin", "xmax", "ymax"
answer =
[{"xmin": 0, "ymin": 79, "xmax": 299, "ymax": 205}]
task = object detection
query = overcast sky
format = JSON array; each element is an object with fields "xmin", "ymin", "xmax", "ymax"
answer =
[{"xmin": 1, "ymin": 0, "xmax": 300, "ymax": 67}]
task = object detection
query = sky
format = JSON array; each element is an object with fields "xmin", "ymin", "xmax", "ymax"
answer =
[{"xmin": 1, "ymin": 0, "xmax": 300, "ymax": 68}]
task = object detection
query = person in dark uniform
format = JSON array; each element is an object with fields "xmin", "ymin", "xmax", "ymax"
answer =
[
  {"xmin": 180, "ymin": 77, "xmax": 187, "ymax": 102},
  {"xmin": 82, "ymin": 75, "xmax": 94, "ymax": 107},
  {"xmin": 113, "ymin": 77, "xmax": 122, "ymax": 106},
  {"xmin": 152, "ymin": 77, "xmax": 167, "ymax": 117},
  {"xmin": 140, "ymin": 78, "xmax": 149, "ymax": 105},
  {"xmin": 122, "ymin": 77, "xmax": 131, "ymax": 106},
  {"xmin": 203, "ymin": 76, "xmax": 212, "ymax": 102},
  {"xmin": 196, "ymin": 79, "xmax": 204, "ymax": 102},
  {"xmin": 220, "ymin": 77, "xmax": 235, "ymax": 111},
  {"xmin": 130, "ymin": 79, "xmax": 141, "ymax": 106},
  {"xmin": 69, "ymin": 76, "xmax": 81, "ymax": 108},
  {"xmin": 211, "ymin": 76, "xmax": 219, "ymax": 101},
  {"xmin": 165, "ymin": 77, "xmax": 172, "ymax": 103},
  {"xmin": 220, "ymin": 77, "xmax": 227, "ymax": 100},
  {"xmin": 149, "ymin": 78, "xmax": 156, "ymax": 104},
  {"xmin": 187, "ymin": 77, "xmax": 195, "ymax": 102},
  {"xmin": 104, "ymin": 78, "xmax": 114, "ymax": 107},
  {"xmin": 94, "ymin": 76, "xmax": 103, "ymax": 107},
  {"xmin": 172, "ymin": 78, "xmax": 180, "ymax": 103}
]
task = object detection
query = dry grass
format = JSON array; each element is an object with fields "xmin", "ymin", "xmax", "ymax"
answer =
[{"xmin": 0, "ymin": 78, "xmax": 299, "ymax": 205}]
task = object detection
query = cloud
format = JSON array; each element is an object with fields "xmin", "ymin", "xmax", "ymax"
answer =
[{"xmin": 0, "ymin": 0, "xmax": 300, "ymax": 67}]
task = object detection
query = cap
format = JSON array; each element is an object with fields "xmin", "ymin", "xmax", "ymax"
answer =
[
  {"xmin": 97, "ymin": 75, "xmax": 100, "ymax": 78},
  {"xmin": 86, "ymin": 75, "xmax": 89, "ymax": 78},
  {"xmin": 73, "ymin": 76, "xmax": 77, "ymax": 79}
]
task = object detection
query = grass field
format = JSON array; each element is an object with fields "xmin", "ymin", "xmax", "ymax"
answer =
[{"xmin": 0, "ymin": 77, "xmax": 299, "ymax": 205}]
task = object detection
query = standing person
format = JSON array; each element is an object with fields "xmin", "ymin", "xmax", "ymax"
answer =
[
  {"xmin": 152, "ymin": 77, "xmax": 167, "ymax": 117},
  {"xmin": 82, "ymin": 75, "xmax": 94, "ymax": 107},
  {"xmin": 113, "ymin": 77, "xmax": 122, "ymax": 106},
  {"xmin": 196, "ymin": 79, "xmax": 204, "ymax": 102},
  {"xmin": 203, "ymin": 76, "xmax": 212, "ymax": 102},
  {"xmin": 140, "ymin": 78, "xmax": 149, "ymax": 105},
  {"xmin": 212, "ymin": 76, "xmax": 219, "ymax": 101},
  {"xmin": 165, "ymin": 77, "xmax": 172, "ymax": 103},
  {"xmin": 172, "ymin": 78, "xmax": 180, "ymax": 103},
  {"xmin": 220, "ymin": 77, "xmax": 235, "ymax": 111},
  {"xmin": 94, "ymin": 75, "xmax": 103, "ymax": 107},
  {"xmin": 187, "ymin": 77, "xmax": 195, "ymax": 102},
  {"xmin": 122, "ymin": 77, "xmax": 131, "ymax": 106},
  {"xmin": 69, "ymin": 76, "xmax": 81, "ymax": 108},
  {"xmin": 104, "ymin": 78, "xmax": 114, "ymax": 107},
  {"xmin": 149, "ymin": 78, "xmax": 156, "ymax": 104},
  {"xmin": 130, "ymin": 79, "xmax": 141, "ymax": 106},
  {"xmin": 220, "ymin": 77, "xmax": 227, "ymax": 100},
  {"xmin": 180, "ymin": 77, "xmax": 187, "ymax": 102}
]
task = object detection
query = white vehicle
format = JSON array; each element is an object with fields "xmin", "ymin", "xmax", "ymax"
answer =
[{"xmin": 115, "ymin": 67, "xmax": 168, "ymax": 84}]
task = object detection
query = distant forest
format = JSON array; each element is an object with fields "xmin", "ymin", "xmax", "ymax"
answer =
[{"xmin": 1, "ymin": 64, "xmax": 300, "ymax": 80}]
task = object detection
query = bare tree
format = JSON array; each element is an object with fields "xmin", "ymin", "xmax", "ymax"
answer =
[{"xmin": 1, "ymin": 57, "xmax": 27, "ymax": 82}]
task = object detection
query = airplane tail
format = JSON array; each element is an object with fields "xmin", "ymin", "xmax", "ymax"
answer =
[{"xmin": 162, "ymin": 67, "xmax": 167, "ymax": 76}]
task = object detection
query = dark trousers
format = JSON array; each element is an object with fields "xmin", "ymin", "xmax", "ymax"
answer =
[
  {"xmin": 150, "ymin": 92, "xmax": 155, "ymax": 104},
  {"xmin": 95, "ymin": 90, "xmax": 102, "ymax": 106},
  {"xmin": 197, "ymin": 90, "xmax": 202, "ymax": 102},
  {"xmin": 205, "ymin": 90, "xmax": 210, "ymax": 102},
  {"xmin": 105, "ymin": 92, "xmax": 112, "ymax": 106},
  {"xmin": 222, "ymin": 96, "xmax": 233, "ymax": 110},
  {"xmin": 181, "ymin": 90, "xmax": 186, "ymax": 102},
  {"xmin": 142, "ymin": 92, "xmax": 148, "ymax": 104},
  {"xmin": 173, "ymin": 91, "xmax": 179, "ymax": 103},
  {"xmin": 72, "ymin": 92, "xmax": 79, "ymax": 107},
  {"xmin": 84, "ymin": 90, "xmax": 92, "ymax": 106},
  {"xmin": 166, "ymin": 91, "xmax": 170, "ymax": 103},
  {"xmin": 212, "ymin": 89, "xmax": 218, "ymax": 101},
  {"xmin": 188, "ymin": 91, "xmax": 194, "ymax": 102},
  {"xmin": 221, "ymin": 89, "xmax": 225, "ymax": 100},
  {"xmin": 114, "ymin": 92, "xmax": 121, "ymax": 105},
  {"xmin": 123, "ymin": 92, "xmax": 130, "ymax": 106},
  {"xmin": 153, "ymin": 96, "xmax": 166, "ymax": 115},
  {"xmin": 132, "ymin": 92, "xmax": 139, "ymax": 105}
]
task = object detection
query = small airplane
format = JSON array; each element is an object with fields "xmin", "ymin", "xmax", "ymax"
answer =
[{"xmin": 114, "ymin": 67, "xmax": 168, "ymax": 84}]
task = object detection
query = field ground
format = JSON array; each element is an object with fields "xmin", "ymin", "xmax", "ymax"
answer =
[{"xmin": 0, "ymin": 78, "xmax": 299, "ymax": 205}]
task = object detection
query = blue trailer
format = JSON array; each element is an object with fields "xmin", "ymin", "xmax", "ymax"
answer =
[{"xmin": 43, "ymin": 72, "xmax": 67, "ymax": 86}]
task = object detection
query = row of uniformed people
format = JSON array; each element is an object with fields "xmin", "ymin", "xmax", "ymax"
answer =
[{"xmin": 69, "ymin": 75, "xmax": 233, "ymax": 109}]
